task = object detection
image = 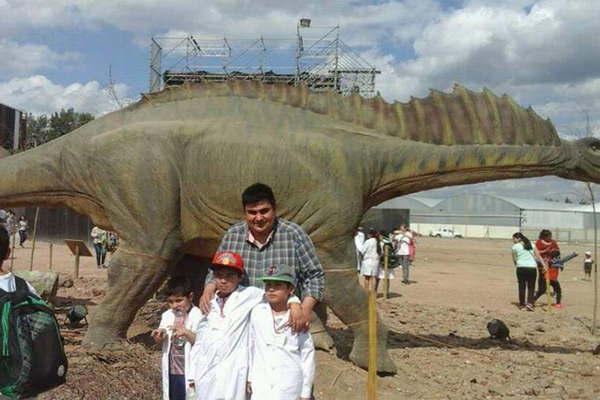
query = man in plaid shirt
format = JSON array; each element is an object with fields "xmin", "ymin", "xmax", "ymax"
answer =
[{"xmin": 200, "ymin": 183, "xmax": 325, "ymax": 331}]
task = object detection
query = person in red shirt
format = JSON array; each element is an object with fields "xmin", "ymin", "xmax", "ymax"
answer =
[{"xmin": 533, "ymin": 229, "xmax": 563, "ymax": 307}]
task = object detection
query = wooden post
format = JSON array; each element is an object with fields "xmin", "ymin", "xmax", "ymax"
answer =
[
  {"xmin": 29, "ymin": 208, "xmax": 40, "ymax": 271},
  {"xmin": 49, "ymin": 243, "xmax": 53, "ymax": 271},
  {"xmin": 366, "ymin": 290, "xmax": 378, "ymax": 400},
  {"xmin": 383, "ymin": 245, "xmax": 390, "ymax": 299},
  {"xmin": 587, "ymin": 182, "xmax": 598, "ymax": 334},
  {"xmin": 74, "ymin": 246, "xmax": 80, "ymax": 279},
  {"xmin": 9, "ymin": 232, "xmax": 16, "ymax": 272}
]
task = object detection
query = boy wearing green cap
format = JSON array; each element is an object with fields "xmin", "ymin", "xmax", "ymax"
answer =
[{"xmin": 247, "ymin": 264, "xmax": 315, "ymax": 400}]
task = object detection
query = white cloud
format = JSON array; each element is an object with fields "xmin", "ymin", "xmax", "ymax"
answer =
[
  {"xmin": 0, "ymin": 39, "xmax": 80, "ymax": 77},
  {"xmin": 0, "ymin": 75, "xmax": 130, "ymax": 116}
]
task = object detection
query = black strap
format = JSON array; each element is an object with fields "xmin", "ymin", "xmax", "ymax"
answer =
[{"xmin": 14, "ymin": 276, "xmax": 29, "ymax": 294}]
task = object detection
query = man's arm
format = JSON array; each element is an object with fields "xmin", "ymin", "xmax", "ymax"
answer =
[{"xmin": 290, "ymin": 228, "xmax": 325, "ymax": 331}]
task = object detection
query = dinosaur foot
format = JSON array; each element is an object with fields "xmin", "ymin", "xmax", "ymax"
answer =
[
  {"xmin": 82, "ymin": 325, "xmax": 127, "ymax": 351},
  {"xmin": 349, "ymin": 342, "xmax": 397, "ymax": 374}
]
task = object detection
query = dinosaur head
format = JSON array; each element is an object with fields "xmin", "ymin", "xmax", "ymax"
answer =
[{"xmin": 561, "ymin": 137, "xmax": 600, "ymax": 183}]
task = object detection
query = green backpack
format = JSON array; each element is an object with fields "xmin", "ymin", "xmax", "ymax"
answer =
[{"xmin": 0, "ymin": 277, "xmax": 68, "ymax": 399}]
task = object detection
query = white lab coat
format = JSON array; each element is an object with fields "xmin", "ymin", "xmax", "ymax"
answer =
[
  {"xmin": 189, "ymin": 286, "xmax": 266, "ymax": 400},
  {"xmin": 360, "ymin": 237, "xmax": 380, "ymax": 276},
  {"xmin": 354, "ymin": 232, "xmax": 365, "ymax": 271},
  {"xmin": 248, "ymin": 303, "xmax": 315, "ymax": 400},
  {"xmin": 159, "ymin": 306, "xmax": 204, "ymax": 400}
]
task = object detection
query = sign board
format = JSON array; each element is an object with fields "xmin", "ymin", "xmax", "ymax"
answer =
[{"xmin": 64, "ymin": 239, "xmax": 93, "ymax": 257}]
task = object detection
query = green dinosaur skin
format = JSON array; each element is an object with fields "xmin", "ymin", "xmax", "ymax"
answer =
[{"xmin": 1, "ymin": 81, "xmax": 600, "ymax": 373}]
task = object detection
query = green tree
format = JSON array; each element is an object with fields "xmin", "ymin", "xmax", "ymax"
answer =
[{"xmin": 48, "ymin": 108, "xmax": 94, "ymax": 140}]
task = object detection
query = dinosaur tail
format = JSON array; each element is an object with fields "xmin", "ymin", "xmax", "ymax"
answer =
[{"xmin": 0, "ymin": 140, "xmax": 73, "ymax": 209}]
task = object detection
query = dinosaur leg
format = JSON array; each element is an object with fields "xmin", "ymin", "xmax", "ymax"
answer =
[
  {"xmin": 319, "ymin": 244, "xmax": 397, "ymax": 374},
  {"xmin": 84, "ymin": 246, "xmax": 177, "ymax": 348},
  {"xmin": 311, "ymin": 302, "xmax": 334, "ymax": 351}
]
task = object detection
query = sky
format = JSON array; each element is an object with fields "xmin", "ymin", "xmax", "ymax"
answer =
[{"xmin": 1, "ymin": 0, "xmax": 600, "ymax": 200}]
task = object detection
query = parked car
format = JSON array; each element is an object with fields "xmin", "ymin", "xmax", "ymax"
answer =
[{"xmin": 429, "ymin": 227, "xmax": 463, "ymax": 238}]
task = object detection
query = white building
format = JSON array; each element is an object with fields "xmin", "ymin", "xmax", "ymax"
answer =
[{"xmin": 376, "ymin": 194, "xmax": 600, "ymax": 241}]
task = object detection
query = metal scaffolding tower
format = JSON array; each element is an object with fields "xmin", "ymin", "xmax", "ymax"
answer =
[{"xmin": 149, "ymin": 21, "xmax": 380, "ymax": 97}]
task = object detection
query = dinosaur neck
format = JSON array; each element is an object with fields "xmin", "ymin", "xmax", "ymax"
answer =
[{"xmin": 365, "ymin": 140, "xmax": 573, "ymax": 208}]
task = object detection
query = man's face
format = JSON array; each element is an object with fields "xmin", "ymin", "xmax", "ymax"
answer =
[
  {"xmin": 264, "ymin": 281, "xmax": 294, "ymax": 305},
  {"xmin": 244, "ymin": 200, "xmax": 276, "ymax": 237},
  {"xmin": 214, "ymin": 267, "xmax": 242, "ymax": 295}
]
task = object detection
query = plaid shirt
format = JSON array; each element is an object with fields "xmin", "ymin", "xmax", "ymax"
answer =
[{"xmin": 207, "ymin": 218, "xmax": 325, "ymax": 301}]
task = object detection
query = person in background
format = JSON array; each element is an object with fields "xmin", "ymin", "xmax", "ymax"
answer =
[
  {"xmin": 359, "ymin": 228, "xmax": 381, "ymax": 291},
  {"xmin": 393, "ymin": 225, "xmax": 412, "ymax": 284},
  {"xmin": 511, "ymin": 232, "xmax": 546, "ymax": 311},
  {"xmin": 376, "ymin": 230, "xmax": 394, "ymax": 292},
  {"xmin": 354, "ymin": 227, "xmax": 365, "ymax": 273},
  {"xmin": 0, "ymin": 227, "xmax": 38, "ymax": 295},
  {"xmin": 583, "ymin": 251, "xmax": 593, "ymax": 281},
  {"xmin": 17, "ymin": 216, "xmax": 28, "ymax": 248},
  {"xmin": 90, "ymin": 226, "xmax": 108, "ymax": 268},
  {"xmin": 533, "ymin": 229, "xmax": 559, "ymax": 302}
]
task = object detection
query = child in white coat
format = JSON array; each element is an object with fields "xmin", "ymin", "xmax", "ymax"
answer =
[
  {"xmin": 152, "ymin": 277, "xmax": 203, "ymax": 400},
  {"xmin": 190, "ymin": 251, "xmax": 300, "ymax": 400},
  {"xmin": 248, "ymin": 264, "xmax": 315, "ymax": 400}
]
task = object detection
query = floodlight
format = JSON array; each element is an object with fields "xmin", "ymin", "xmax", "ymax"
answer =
[{"xmin": 299, "ymin": 18, "xmax": 311, "ymax": 28}]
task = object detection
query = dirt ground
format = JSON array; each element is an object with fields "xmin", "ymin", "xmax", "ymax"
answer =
[{"xmin": 8, "ymin": 236, "xmax": 600, "ymax": 399}]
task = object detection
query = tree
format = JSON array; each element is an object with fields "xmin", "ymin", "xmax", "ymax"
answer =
[
  {"xmin": 25, "ymin": 109, "xmax": 94, "ymax": 147},
  {"xmin": 48, "ymin": 108, "xmax": 94, "ymax": 140}
]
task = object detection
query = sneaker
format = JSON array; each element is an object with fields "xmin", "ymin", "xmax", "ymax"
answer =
[
  {"xmin": 553, "ymin": 303, "xmax": 563, "ymax": 309},
  {"xmin": 525, "ymin": 303, "xmax": 534, "ymax": 311}
]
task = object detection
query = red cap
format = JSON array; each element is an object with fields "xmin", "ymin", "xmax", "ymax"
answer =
[{"xmin": 211, "ymin": 251, "xmax": 244, "ymax": 273}]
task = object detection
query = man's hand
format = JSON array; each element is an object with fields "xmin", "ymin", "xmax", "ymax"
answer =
[
  {"xmin": 200, "ymin": 282, "xmax": 216, "ymax": 314},
  {"xmin": 151, "ymin": 328, "xmax": 167, "ymax": 344},
  {"xmin": 288, "ymin": 303, "xmax": 309, "ymax": 333}
]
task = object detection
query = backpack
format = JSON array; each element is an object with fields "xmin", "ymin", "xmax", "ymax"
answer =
[{"xmin": 0, "ymin": 277, "xmax": 68, "ymax": 399}]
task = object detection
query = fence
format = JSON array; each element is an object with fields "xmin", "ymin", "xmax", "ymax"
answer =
[{"xmin": 21, "ymin": 207, "xmax": 93, "ymax": 246}]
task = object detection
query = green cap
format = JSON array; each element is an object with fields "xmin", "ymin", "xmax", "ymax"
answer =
[{"xmin": 258, "ymin": 264, "xmax": 296, "ymax": 285}]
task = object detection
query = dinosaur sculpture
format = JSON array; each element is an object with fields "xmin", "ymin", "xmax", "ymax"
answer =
[{"xmin": 1, "ymin": 81, "xmax": 600, "ymax": 374}]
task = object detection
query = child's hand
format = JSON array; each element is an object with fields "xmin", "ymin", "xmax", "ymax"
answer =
[
  {"xmin": 170, "ymin": 325, "xmax": 190, "ymax": 343},
  {"xmin": 151, "ymin": 328, "xmax": 167, "ymax": 343}
]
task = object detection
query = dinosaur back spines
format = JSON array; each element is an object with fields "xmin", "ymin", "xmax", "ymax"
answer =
[{"xmin": 136, "ymin": 81, "xmax": 560, "ymax": 146}]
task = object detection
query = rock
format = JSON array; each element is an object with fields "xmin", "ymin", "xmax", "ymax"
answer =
[
  {"xmin": 59, "ymin": 274, "xmax": 74, "ymax": 288},
  {"xmin": 593, "ymin": 344, "xmax": 600, "ymax": 355},
  {"xmin": 91, "ymin": 288, "xmax": 105, "ymax": 297},
  {"xmin": 13, "ymin": 270, "xmax": 59, "ymax": 303}
]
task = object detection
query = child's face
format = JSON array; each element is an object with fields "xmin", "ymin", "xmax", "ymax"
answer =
[
  {"xmin": 167, "ymin": 293, "xmax": 192, "ymax": 313},
  {"xmin": 214, "ymin": 268, "xmax": 242, "ymax": 295},
  {"xmin": 264, "ymin": 281, "xmax": 294, "ymax": 305}
]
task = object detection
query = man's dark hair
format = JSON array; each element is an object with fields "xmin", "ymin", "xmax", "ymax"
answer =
[
  {"xmin": 164, "ymin": 276, "xmax": 193, "ymax": 297},
  {"xmin": 242, "ymin": 183, "xmax": 276, "ymax": 207},
  {"xmin": 0, "ymin": 227, "xmax": 9, "ymax": 261}
]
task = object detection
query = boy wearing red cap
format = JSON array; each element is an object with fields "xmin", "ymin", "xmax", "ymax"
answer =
[{"xmin": 190, "ymin": 251, "xmax": 299, "ymax": 400}]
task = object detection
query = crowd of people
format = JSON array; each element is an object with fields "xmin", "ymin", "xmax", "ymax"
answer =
[
  {"xmin": 354, "ymin": 224, "xmax": 416, "ymax": 292},
  {"xmin": 0, "ymin": 209, "xmax": 29, "ymax": 248}
]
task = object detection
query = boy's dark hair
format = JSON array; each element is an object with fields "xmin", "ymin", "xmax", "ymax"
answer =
[
  {"xmin": 0, "ymin": 227, "xmax": 9, "ymax": 261},
  {"xmin": 242, "ymin": 183, "xmax": 276, "ymax": 207},
  {"xmin": 164, "ymin": 276, "xmax": 193, "ymax": 297},
  {"xmin": 538, "ymin": 229, "xmax": 552, "ymax": 240}
]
